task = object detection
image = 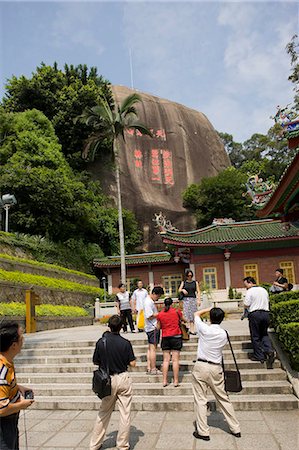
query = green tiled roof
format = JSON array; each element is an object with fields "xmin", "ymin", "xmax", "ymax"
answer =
[
  {"xmin": 94, "ymin": 252, "xmax": 172, "ymax": 268},
  {"xmin": 162, "ymin": 220, "xmax": 299, "ymax": 246}
]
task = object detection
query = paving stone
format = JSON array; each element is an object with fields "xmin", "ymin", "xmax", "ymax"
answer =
[
  {"xmin": 131, "ymin": 419, "xmax": 162, "ymax": 432},
  {"xmin": 30, "ymin": 418, "xmax": 69, "ymax": 432},
  {"xmin": 45, "ymin": 410, "xmax": 81, "ymax": 419},
  {"xmin": 62, "ymin": 419, "xmax": 94, "ymax": 432},
  {"xmin": 274, "ymin": 432, "xmax": 299, "ymax": 450},
  {"xmin": 130, "ymin": 432, "xmax": 158, "ymax": 449},
  {"xmin": 19, "ymin": 431, "xmax": 54, "ymax": 447},
  {"xmin": 235, "ymin": 411, "xmax": 264, "ymax": 420},
  {"xmin": 195, "ymin": 433, "xmax": 237, "ymax": 449},
  {"xmin": 43, "ymin": 431, "xmax": 88, "ymax": 447},
  {"xmin": 161, "ymin": 420, "xmax": 194, "ymax": 433},
  {"xmin": 23, "ymin": 409, "xmax": 52, "ymax": 419},
  {"xmin": 156, "ymin": 433, "xmax": 194, "ymax": 449},
  {"xmin": 134, "ymin": 411, "xmax": 166, "ymax": 421},
  {"xmin": 237, "ymin": 419, "xmax": 271, "ymax": 434},
  {"xmin": 76, "ymin": 410, "xmax": 99, "ymax": 420},
  {"xmin": 235, "ymin": 434, "xmax": 280, "ymax": 450},
  {"xmin": 164, "ymin": 411, "xmax": 195, "ymax": 421}
]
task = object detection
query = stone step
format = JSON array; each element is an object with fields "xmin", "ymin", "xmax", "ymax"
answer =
[
  {"xmin": 22, "ymin": 334, "xmax": 251, "ymax": 349},
  {"xmin": 19, "ymin": 341, "xmax": 253, "ymax": 356},
  {"xmin": 15, "ymin": 349, "xmax": 256, "ymax": 364},
  {"xmin": 16, "ymin": 368, "xmax": 287, "ymax": 384},
  {"xmin": 29, "ymin": 394, "xmax": 299, "ymax": 411},
  {"xmin": 26, "ymin": 380, "xmax": 293, "ymax": 396},
  {"xmin": 14, "ymin": 359, "xmax": 281, "ymax": 373}
]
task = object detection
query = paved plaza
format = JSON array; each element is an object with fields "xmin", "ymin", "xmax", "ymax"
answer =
[
  {"xmin": 19, "ymin": 409, "xmax": 299, "ymax": 450},
  {"xmin": 17, "ymin": 321, "xmax": 299, "ymax": 449}
]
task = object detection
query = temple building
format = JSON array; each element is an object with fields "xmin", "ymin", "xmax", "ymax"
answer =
[{"xmin": 93, "ymin": 106, "xmax": 299, "ymax": 301}]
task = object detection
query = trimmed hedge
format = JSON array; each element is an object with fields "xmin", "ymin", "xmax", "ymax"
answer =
[
  {"xmin": 0, "ymin": 268, "xmax": 105, "ymax": 297},
  {"xmin": 278, "ymin": 322, "xmax": 299, "ymax": 371},
  {"xmin": 270, "ymin": 290, "xmax": 299, "ymax": 304},
  {"xmin": 0, "ymin": 253, "xmax": 96, "ymax": 280},
  {"xmin": 0, "ymin": 302, "xmax": 88, "ymax": 317},
  {"xmin": 270, "ymin": 300, "xmax": 299, "ymax": 330}
]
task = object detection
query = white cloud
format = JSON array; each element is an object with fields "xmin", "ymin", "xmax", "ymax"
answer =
[{"xmin": 51, "ymin": 3, "xmax": 105, "ymax": 56}]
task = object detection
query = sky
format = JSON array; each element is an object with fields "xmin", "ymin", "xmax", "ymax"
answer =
[{"xmin": 0, "ymin": 0, "xmax": 298, "ymax": 142}]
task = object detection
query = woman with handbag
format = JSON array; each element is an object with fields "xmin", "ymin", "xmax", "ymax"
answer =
[
  {"xmin": 157, "ymin": 298, "xmax": 185, "ymax": 387},
  {"xmin": 178, "ymin": 270, "xmax": 201, "ymax": 335}
]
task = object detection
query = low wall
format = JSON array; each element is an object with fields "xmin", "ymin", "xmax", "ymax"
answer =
[
  {"xmin": 3, "ymin": 316, "xmax": 94, "ymax": 331},
  {"xmin": 0, "ymin": 257, "xmax": 99, "ymax": 287},
  {"xmin": 0, "ymin": 282, "xmax": 97, "ymax": 307}
]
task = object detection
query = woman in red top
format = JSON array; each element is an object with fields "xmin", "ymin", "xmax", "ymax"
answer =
[{"xmin": 157, "ymin": 298, "xmax": 183, "ymax": 387}]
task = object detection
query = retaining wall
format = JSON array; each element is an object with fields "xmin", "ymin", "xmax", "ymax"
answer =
[
  {"xmin": 0, "ymin": 282, "xmax": 97, "ymax": 307},
  {"xmin": 3, "ymin": 316, "xmax": 94, "ymax": 331}
]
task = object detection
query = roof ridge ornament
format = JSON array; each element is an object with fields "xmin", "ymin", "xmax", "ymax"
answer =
[
  {"xmin": 153, "ymin": 211, "xmax": 179, "ymax": 233},
  {"xmin": 271, "ymin": 104, "xmax": 299, "ymax": 134},
  {"xmin": 244, "ymin": 174, "xmax": 276, "ymax": 208},
  {"xmin": 212, "ymin": 218, "xmax": 235, "ymax": 225}
]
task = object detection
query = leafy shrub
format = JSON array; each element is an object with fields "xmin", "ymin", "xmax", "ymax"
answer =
[
  {"xmin": 0, "ymin": 268, "xmax": 102, "ymax": 296},
  {"xmin": 0, "ymin": 252, "xmax": 97, "ymax": 280},
  {"xmin": 270, "ymin": 290, "xmax": 299, "ymax": 304},
  {"xmin": 278, "ymin": 322, "xmax": 299, "ymax": 371},
  {"xmin": 228, "ymin": 287, "xmax": 234, "ymax": 299},
  {"xmin": 270, "ymin": 300, "xmax": 299, "ymax": 330},
  {"xmin": 0, "ymin": 302, "xmax": 88, "ymax": 317},
  {"xmin": 0, "ymin": 231, "xmax": 102, "ymax": 273}
]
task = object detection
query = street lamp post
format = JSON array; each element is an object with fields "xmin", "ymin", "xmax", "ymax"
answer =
[
  {"xmin": 102, "ymin": 276, "xmax": 107, "ymax": 302},
  {"xmin": 1, "ymin": 194, "xmax": 17, "ymax": 232}
]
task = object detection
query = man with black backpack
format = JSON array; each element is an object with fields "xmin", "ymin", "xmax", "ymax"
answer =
[{"xmin": 90, "ymin": 315, "xmax": 136, "ymax": 450}]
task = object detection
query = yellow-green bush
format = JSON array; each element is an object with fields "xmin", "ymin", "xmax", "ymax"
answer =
[
  {"xmin": 0, "ymin": 253, "xmax": 96, "ymax": 280},
  {"xmin": 0, "ymin": 302, "xmax": 88, "ymax": 317},
  {"xmin": 0, "ymin": 268, "xmax": 101, "ymax": 296}
]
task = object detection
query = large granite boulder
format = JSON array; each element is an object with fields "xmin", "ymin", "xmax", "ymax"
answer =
[{"xmin": 90, "ymin": 85, "xmax": 230, "ymax": 250}]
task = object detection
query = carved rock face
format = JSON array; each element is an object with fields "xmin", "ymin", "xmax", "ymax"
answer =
[{"xmin": 92, "ymin": 85, "xmax": 230, "ymax": 251}]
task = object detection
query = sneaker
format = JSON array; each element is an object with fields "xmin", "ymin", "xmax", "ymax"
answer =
[{"xmin": 266, "ymin": 351, "xmax": 275, "ymax": 369}]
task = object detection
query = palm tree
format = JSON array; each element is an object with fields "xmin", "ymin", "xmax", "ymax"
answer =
[{"xmin": 78, "ymin": 93, "xmax": 152, "ymax": 283}]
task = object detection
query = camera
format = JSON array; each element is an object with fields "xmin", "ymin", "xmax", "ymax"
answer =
[{"xmin": 24, "ymin": 390, "xmax": 34, "ymax": 400}]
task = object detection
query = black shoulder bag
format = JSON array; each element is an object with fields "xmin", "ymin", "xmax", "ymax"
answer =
[
  {"xmin": 222, "ymin": 331, "xmax": 242, "ymax": 393},
  {"xmin": 92, "ymin": 336, "xmax": 112, "ymax": 399}
]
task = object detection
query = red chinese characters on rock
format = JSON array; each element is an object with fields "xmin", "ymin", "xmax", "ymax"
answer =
[
  {"xmin": 134, "ymin": 149, "xmax": 143, "ymax": 168},
  {"xmin": 162, "ymin": 150, "xmax": 174, "ymax": 185},
  {"xmin": 151, "ymin": 149, "xmax": 162, "ymax": 183}
]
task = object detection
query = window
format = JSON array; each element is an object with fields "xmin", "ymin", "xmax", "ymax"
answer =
[
  {"xmin": 280, "ymin": 261, "xmax": 295, "ymax": 284},
  {"xmin": 203, "ymin": 267, "xmax": 218, "ymax": 289},
  {"xmin": 244, "ymin": 264, "xmax": 259, "ymax": 284},
  {"xmin": 162, "ymin": 274, "xmax": 183, "ymax": 296}
]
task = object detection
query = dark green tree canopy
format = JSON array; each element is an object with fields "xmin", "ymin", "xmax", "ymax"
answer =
[
  {"xmin": 183, "ymin": 167, "xmax": 254, "ymax": 228},
  {"xmin": 2, "ymin": 63, "xmax": 112, "ymax": 167},
  {"xmin": 0, "ymin": 109, "xmax": 140, "ymax": 254}
]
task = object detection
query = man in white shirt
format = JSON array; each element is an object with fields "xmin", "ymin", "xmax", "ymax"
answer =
[
  {"xmin": 144, "ymin": 286, "xmax": 164, "ymax": 374},
  {"xmin": 131, "ymin": 280, "xmax": 148, "ymax": 332},
  {"xmin": 243, "ymin": 277, "xmax": 275, "ymax": 368},
  {"xmin": 192, "ymin": 307, "xmax": 241, "ymax": 441}
]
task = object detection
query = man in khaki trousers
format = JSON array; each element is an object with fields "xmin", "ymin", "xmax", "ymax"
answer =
[
  {"xmin": 90, "ymin": 315, "xmax": 136, "ymax": 450},
  {"xmin": 192, "ymin": 307, "xmax": 241, "ymax": 441}
]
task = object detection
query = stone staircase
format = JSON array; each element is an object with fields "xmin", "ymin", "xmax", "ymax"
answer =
[{"xmin": 15, "ymin": 333, "xmax": 299, "ymax": 411}]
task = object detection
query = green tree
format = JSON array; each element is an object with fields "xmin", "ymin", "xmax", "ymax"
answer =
[
  {"xmin": 218, "ymin": 132, "xmax": 243, "ymax": 168},
  {"xmin": 183, "ymin": 167, "xmax": 254, "ymax": 228},
  {"xmin": 286, "ymin": 34, "xmax": 299, "ymax": 110},
  {"xmin": 0, "ymin": 108, "xmax": 141, "ymax": 254},
  {"xmin": 78, "ymin": 93, "xmax": 152, "ymax": 283},
  {"xmin": 2, "ymin": 63, "xmax": 112, "ymax": 167}
]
